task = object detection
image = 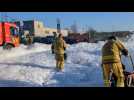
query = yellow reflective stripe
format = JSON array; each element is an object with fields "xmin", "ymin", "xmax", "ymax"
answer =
[
  {"xmin": 103, "ymin": 55, "xmax": 114, "ymax": 59},
  {"xmin": 104, "ymin": 80, "xmax": 111, "ymax": 87},
  {"xmin": 102, "ymin": 55, "xmax": 120, "ymax": 60}
]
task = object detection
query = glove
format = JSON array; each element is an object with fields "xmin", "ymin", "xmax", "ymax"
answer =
[
  {"xmin": 64, "ymin": 53, "xmax": 67, "ymax": 60},
  {"xmin": 122, "ymin": 63, "xmax": 126, "ymax": 70},
  {"xmin": 64, "ymin": 47, "xmax": 66, "ymax": 50},
  {"xmin": 52, "ymin": 50, "xmax": 54, "ymax": 54},
  {"xmin": 51, "ymin": 45, "xmax": 54, "ymax": 54},
  {"xmin": 121, "ymin": 49, "xmax": 128, "ymax": 56}
]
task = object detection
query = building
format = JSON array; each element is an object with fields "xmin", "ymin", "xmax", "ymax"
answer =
[
  {"xmin": 89, "ymin": 31, "xmax": 133, "ymax": 42},
  {"xmin": 68, "ymin": 33, "xmax": 90, "ymax": 43},
  {"xmin": 67, "ymin": 31, "xmax": 133, "ymax": 44},
  {"xmin": 44, "ymin": 27, "xmax": 68, "ymax": 37},
  {"xmin": 16, "ymin": 20, "xmax": 69, "ymax": 37},
  {"xmin": 34, "ymin": 21, "xmax": 45, "ymax": 37}
]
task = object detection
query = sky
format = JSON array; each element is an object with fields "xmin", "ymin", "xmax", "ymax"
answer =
[{"xmin": 2, "ymin": 12, "xmax": 134, "ymax": 32}]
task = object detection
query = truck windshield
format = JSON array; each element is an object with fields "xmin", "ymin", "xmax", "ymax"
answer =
[{"xmin": 10, "ymin": 27, "xmax": 18, "ymax": 36}]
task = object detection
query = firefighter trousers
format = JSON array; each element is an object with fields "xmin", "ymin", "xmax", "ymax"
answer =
[
  {"xmin": 55, "ymin": 54, "xmax": 64, "ymax": 70},
  {"xmin": 102, "ymin": 62, "xmax": 124, "ymax": 87}
]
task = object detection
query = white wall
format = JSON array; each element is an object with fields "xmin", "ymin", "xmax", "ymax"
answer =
[{"xmin": 33, "ymin": 21, "xmax": 68, "ymax": 37}]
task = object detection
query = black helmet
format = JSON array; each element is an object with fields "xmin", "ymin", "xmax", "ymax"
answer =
[{"xmin": 108, "ymin": 36, "xmax": 117, "ymax": 40}]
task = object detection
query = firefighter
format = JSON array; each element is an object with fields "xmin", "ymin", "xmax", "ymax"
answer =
[
  {"xmin": 53, "ymin": 33, "xmax": 67, "ymax": 71},
  {"xmin": 102, "ymin": 36, "xmax": 128, "ymax": 87},
  {"xmin": 26, "ymin": 34, "xmax": 32, "ymax": 45}
]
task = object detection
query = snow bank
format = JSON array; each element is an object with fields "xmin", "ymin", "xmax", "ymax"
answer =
[
  {"xmin": 0, "ymin": 64, "xmax": 53, "ymax": 86},
  {"xmin": 66, "ymin": 42, "xmax": 104, "ymax": 67},
  {"xmin": 0, "ymin": 43, "xmax": 51, "ymax": 61}
]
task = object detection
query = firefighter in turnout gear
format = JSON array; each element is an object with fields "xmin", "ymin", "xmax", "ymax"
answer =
[
  {"xmin": 53, "ymin": 33, "xmax": 67, "ymax": 71},
  {"xmin": 102, "ymin": 36, "xmax": 128, "ymax": 87}
]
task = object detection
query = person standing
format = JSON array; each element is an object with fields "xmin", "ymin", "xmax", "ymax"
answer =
[
  {"xmin": 53, "ymin": 33, "xmax": 67, "ymax": 71},
  {"xmin": 101, "ymin": 36, "xmax": 128, "ymax": 87}
]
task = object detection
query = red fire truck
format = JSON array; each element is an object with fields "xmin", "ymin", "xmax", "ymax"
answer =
[{"xmin": 0, "ymin": 22, "xmax": 20, "ymax": 49}]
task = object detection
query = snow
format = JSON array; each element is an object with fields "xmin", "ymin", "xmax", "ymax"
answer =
[{"xmin": 0, "ymin": 35, "xmax": 133, "ymax": 87}]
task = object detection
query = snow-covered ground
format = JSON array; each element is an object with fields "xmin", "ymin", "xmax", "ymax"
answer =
[{"xmin": 0, "ymin": 36, "xmax": 134, "ymax": 87}]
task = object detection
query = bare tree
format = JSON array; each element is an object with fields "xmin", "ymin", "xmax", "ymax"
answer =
[
  {"xmin": 70, "ymin": 21, "xmax": 78, "ymax": 33},
  {"xmin": 86, "ymin": 27, "xmax": 97, "ymax": 38}
]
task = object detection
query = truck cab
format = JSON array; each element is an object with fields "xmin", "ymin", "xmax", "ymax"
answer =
[{"xmin": 0, "ymin": 22, "xmax": 20, "ymax": 49}]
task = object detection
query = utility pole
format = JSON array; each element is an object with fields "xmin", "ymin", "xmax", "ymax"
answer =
[{"xmin": 57, "ymin": 18, "xmax": 61, "ymax": 34}]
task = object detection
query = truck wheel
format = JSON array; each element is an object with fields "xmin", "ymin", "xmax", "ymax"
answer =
[{"xmin": 4, "ymin": 44, "xmax": 13, "ymax": 50}]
